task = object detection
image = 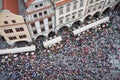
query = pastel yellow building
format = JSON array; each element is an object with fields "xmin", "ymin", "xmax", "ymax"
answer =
[{"xmin": 0, "ymin": 10, "xmax": 32, "ymax": 45}]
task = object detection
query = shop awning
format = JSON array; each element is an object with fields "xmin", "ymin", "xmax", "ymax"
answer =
[
  {"xmin": 43, "ymin": 36, "xmax": 62, "ymax": 48},
  {"xmin": 0, "ymin": 45, "xmax": 36, "ymax": 55},
  {"xmin": 73, "ymin": 16, "xmax": 109, "ymax": 35}
]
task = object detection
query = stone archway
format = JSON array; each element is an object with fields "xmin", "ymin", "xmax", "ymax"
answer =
[
  {"xmin": 0, "ymin": 35, "xmax": 6, "ymax": 41},
  {"xmin": 35, "ymin": 35, "xmax": 46, "ymax": 41},
  {"xmin": 0, "ymin": 35, "xmax": 10, "ymax": 49},
  {"xmin": 57, "ymin": 26, "xmax": 69, "ymax": 33},
  {"xmin": 93, "ymin": 12, "xmax": 100, "ymax": 19},
  {"xmin": 114, "ymin": 2, "xmax": 120, "ymax": 16},
  {"xmin": 84, "ymin": 15, "xmax": 92, "ymax": 25},
  {"xmin": 14, "ymin": 41, "xmax": 29, "ymax": 47},
  {"xmin": 102, "ymin": 7, "xmax": 111, "ymax": 16},
  {"xmin": 35, "ymin": 35, "xmax": 46, "ymax": 50},
  {"xmin": 57, "ymin": 26, "xmax": 71, "ymax": 39},
  {"xmin": 48, "ymin": 31, "xmax": 56, "ymax": 38},
  {"xmin": 114, "ymin": 2, "xmax": 120, "ymax": 10},
  {"xmin": 71, "ymin": 20, "xmax": 81, "ymax": 29},
  {"xmin": 84, "ymin": 15, "xmax": 92, "ymax": 22}
]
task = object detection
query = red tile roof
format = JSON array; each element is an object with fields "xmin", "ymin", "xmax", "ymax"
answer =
[
  {"xmin": 2, "ymin": 0, "xmax": 19, "ymax": 14},
  {"xmin": 25, "ymin": 0, "xmax": 72, "ymax": 7},
  {"xmin": 56, "ymin": 0, "xmax": 72, "ymax": 7},
  {"xmin": 2, "ymin": 0, "xmax": 72, "ymax": 14},
  {"xmin": 26, "ymin": 0, "xmax": 35, "ymax": 7}
]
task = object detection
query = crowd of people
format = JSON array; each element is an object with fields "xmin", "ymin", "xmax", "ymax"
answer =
[
  {"xmin": 0, "ymin": 36, "xmax": 32, "ymax": 50},
  {"xmin": 0, "ymin": 9, "xmax": 120, "ymax": 80}
]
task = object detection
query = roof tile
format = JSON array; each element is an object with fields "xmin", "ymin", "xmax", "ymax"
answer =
[{"xmin": 2, "ymin": 0, "xmax": 19, "ymax": 14}]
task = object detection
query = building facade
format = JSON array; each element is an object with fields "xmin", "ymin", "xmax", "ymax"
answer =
[
  {"xmin": 0, "ymin": 10, "xmax": 32, "ymax": 45},
  {"xmin": 53, "ymin": 0, "xmax": 119, "ymax": 31},
  {"xmin": 84, "ymin": 0, "xmax": 105, "ymax": 20},
  {"xmin": 54, "ymin": 0, "xmax": 85, "ymax": 31},
  {"xmin": 24, "ymin": 0, "xmax": 55, "ymax": 40},
  {"xmin": 102, "ymin": 0, "xmax": 120, "ymax": 14},
  {"xmin": 0, "ymin": 0, "xmax": 119, "ymax": 45}
]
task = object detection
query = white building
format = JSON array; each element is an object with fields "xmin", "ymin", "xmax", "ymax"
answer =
[
  {"xmin": 24, "ymin": 0, "xmax": 55, "ymax": 40},
  {"xmin": 84, "ymin": 0, "xmax": 105, "ymax": 20},
  {"xmin": 1, "ymin": 0, "xmax": 119, "ymax": 44},
  {"xmin": 53, "ymin": 0, "xmax": 119, "ymax": 33},
  {"xmin": 0, "ymin": 10, "xmax": 32, "ymax": 45},
  {"xmin": 54, "ymin": 0, "xmax": 85, "ymax": 31},
  {"xmin": 102, "ymin": 0, "xmax": 120, "ymax": 14},
  {"xmin": 20, "ymin": 0, "xmax": 119, "ymax": 40}
]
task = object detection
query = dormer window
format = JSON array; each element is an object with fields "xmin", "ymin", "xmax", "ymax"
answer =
[
  {"xmin": 35, "ymin": 5, "xmax": 38, "ymax": 8},
  {"xmin": 12, "ymin": 20, "xmax": 16, "ymax": 23},
  {"xmin": 39, "ymin": 3, "xmax": 43, "ymax": 7},
  {"xmin": 4, "ymin": 21, "xmax": 8, "ymax": 24}
]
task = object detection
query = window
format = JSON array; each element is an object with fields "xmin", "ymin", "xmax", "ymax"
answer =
[
  {"xmin": 99, "ymin": 2, "xmax": 104, "ymax": 8},
  {"xmin": 48, "ymin": 17, "xmax": 52, "ymax": 22},
  {"xmin": 40, "ymin": 20, "xmax": 44, "ymax": 24},
  {"xmin": 59, "ymin": 7, "xmax": 63, "ymax": 15},
  {"xmin": 4, "ymin": 29, "xmax": 13, "ymax": 33},
  {"xmin": 4, "ymin": 30, "xmax": 9, "ymax": 33},
  {"xmin": 80, "ymin": 0, "xmax": 83, "ymax": 7},
  {"xmin": 98, "ymin": 5, "xmax": 101, "ymax": 9},
  {"xmin": 12, "ymin": 20, "xmax": 16, "ymax": 23},
  {"xmin": 93, "ymin": 8, "xmax": 96, "ymax": 11},
  {"xmin": 59, "ymin": 17, "xmax": 64, "ymax": 24},
  {"xmin": 9, "ymin": 29, "xmax": 13, "ymax": 33},
  {"xmin": 72, "ymin": 12, "xmax": 77, "ymax": 19},
  {"xmin": 95, "ymin": 3, "xmax": 99, "ymax": 9},
  {"xmin": 88, "ymin": 6, "xmax": 92, "ymax": 13},
  {"xmin": 49, "ymin": 25, "xmax": 52, "ymax": 29},
  {"xmin": 44, "ymin": 11, "xmax": 47, "ymax": 15},
  {"xmin": 66, "ymin": 4, "xmax": 70, "ymax": 12},
  {"xmin": 107, "ymin": 1, "xmax": 110, "ymax": 4},
  {"xmin": 35, "ymin": 5, "xmax": 38, "ymax": 8},
  {"xmin": 39, "ymin": 12, "xmax": 42, "ymax": 17},
  {"xmin": 72, "ymin": 16, "xmax": 75, "ymax": 19},
  {"xmin": 73, "ymin": 2, "xmax": 77, "ymax": 10},
  {"xmin": 96, "ymin": 0, "xmax": 100, "ymax": 2},
  {"xmin": 19, "ymin": 35, "xmax": 27, "ymax": 39},
  {"xmin": 31, "ymin": 23, "xmax": 35, "ymax": 28},
  {"xmin": 90, "ymin": 0, "xmax": 93, "ymax": 4},
  {"xmin": 66, "ymin": 14, "xmax": 70, "ymax": 22},
  {"xmin": 4, "ymin": 21, "xmax": 8, "ymax": 24},
  {"xmin": 78, "ymin": 10, "xmax": 83, "ymax": 17},
  {"xmin": 41, "ymin": 27, "xmax": 45, "ymax": 32},
  {"xmin": 33, "ymin": 14, "xmax": 37, "ymax": 19},
  {"xmin": 39, "ymin": 3, "xmax": 43, "ymax": 7},
  {"xmin": 15, "ymin": 27, "xmax": 24, "ymax": 32},
  {"xmin": 88, "ymin": 9, "xmax": 91, "ymax": 13},
  {"xmin": 33, "ymin": 30, "xmax": 37, "ymax": 34},
  {"xmin": 9, "ymin": 36, "xmax": 17, "ymax": 40}
]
